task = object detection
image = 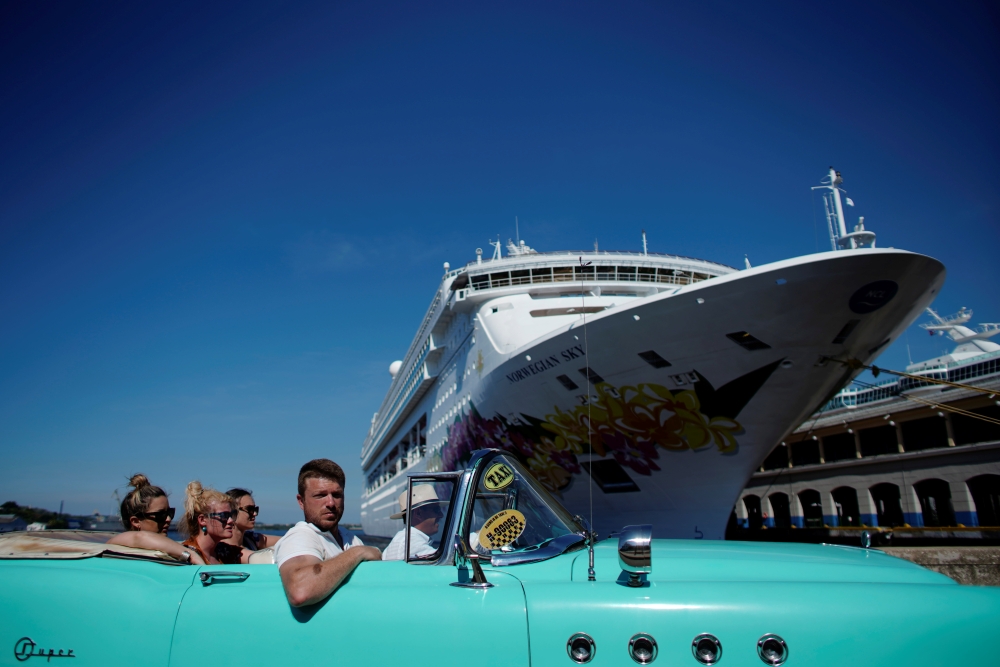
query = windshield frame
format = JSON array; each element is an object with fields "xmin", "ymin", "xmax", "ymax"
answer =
[
  {"xmin": 458, "ymin": 449, "xmax": 587, "ymax": 567},
  {"xmin": 401, "ymin": 471, "xmax": 464, "ymax": 566}
]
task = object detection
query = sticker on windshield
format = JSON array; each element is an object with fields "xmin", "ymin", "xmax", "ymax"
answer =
[
  {"xmin": 479, "ymin": 509, "xmax": 526, "ymax": 550},
  {"xmin": 483, "ymin": 462, "xmax": 515, "ymax": 491}
]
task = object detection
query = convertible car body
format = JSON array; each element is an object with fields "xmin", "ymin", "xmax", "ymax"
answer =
[{"xmin": 2, "ymin": 449, "xmax": 999, "ymax": 666}]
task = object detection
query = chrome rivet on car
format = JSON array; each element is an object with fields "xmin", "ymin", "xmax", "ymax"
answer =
[
  {"xmin": 692, "ymin": 634, "xmax": 722, "ymax": 665},
  {"xmin": 567, "ymin": 633, "xmax": 596, "ymax": 664},
  {"xmin": 628, "ymin": 633, "xmax": 657, "ymax": 664},
  {"xmin": 757, "ymin": 634, "xmax": 788, "ymax": 665}
]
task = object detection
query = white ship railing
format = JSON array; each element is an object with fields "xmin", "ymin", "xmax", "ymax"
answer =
[
  {"xmin": 822, "ymin": 350, "xmax": 1000, "ymax": 411},
  {"xmin": 361, "ymin": 289, "xmax": 444, "ymax": 462}
]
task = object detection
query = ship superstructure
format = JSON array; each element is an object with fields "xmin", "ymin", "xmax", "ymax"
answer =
[{"xmin": 360, "ymin": 169, "xmax": 947, "ymax": 539}]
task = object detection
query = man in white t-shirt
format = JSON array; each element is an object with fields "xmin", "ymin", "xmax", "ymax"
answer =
[
  {"xmin": 382, "ymin": 484, "xmax": 446, "ymax": 561},
  {"xmin": 275, "ymin": 459, "xmax": 381, "ymax": 607}
]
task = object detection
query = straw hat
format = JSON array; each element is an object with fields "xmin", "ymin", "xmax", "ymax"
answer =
[{"xmin": 390, "ymin": 484, "xmax": 443, "ymax": 520}]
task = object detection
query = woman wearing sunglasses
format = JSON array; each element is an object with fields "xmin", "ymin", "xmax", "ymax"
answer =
[
  {"xmin": 222, "ymin": 488, "xmax": 280, "ymax": 557},
  {"xmin": 106, "ymin": 474, "xmax": 206, "ymax": 564},
  {"xmin": 179, "ymin": 481, "xmax": 243, "ymax": 565}
]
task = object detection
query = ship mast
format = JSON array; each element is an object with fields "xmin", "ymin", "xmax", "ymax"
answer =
[{"xmin": 812, "ymin": 167, "xmax": 876, "ymax": 251}]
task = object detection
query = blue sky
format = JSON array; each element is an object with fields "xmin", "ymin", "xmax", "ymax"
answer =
[{"xmin": 1, "ymin": 1, "xmax": 997, "ymax": 524}]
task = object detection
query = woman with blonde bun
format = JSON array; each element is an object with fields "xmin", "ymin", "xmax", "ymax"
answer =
[
  {"xmin": 180, "ymin": 481, "xmax": 242, "ymax": 565},
  {"xmin": 106, "ymin": 474, "xmax": 205, "ymax": 564}
]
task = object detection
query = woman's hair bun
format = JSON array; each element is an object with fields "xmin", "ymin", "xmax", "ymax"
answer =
[
  {"xmin": 186, "ymin": 480, "xmax": 204, "ymax": 498},
  {"xmin": 128, "ymin": 473, "xmax": 150, "ymax": 489}
]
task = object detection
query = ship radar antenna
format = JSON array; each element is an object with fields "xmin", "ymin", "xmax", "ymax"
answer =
[
  {"xmin": 490, "ymin": 236, "xmax": 502, "ymax": 261},
  {"xmin": 641, "ymin": 229, "xmax": 648, "ymax": 256}
]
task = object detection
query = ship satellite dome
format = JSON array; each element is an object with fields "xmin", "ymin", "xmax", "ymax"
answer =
[{"xmin": 389, "ymin": 360, "xmax": 403, "ymax": 378}]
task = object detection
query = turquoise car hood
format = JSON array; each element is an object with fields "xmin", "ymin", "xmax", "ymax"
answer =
[{"xmin": 547, "ymin": 539, "xmax": 955, "ymax": 585}]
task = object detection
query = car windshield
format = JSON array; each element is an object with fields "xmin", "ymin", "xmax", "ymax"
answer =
[{"xmin": 466, "ymin": 454, "xmax": 584, "ymax": 557}]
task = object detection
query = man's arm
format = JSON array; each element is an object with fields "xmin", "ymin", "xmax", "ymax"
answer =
[
  {"xmin": 107, "ymin": 532, "xmax": 206, "ymax": 564},
  {"xmin": 279, "ymin": 546, "xmax": 381, "ymax": 607}
]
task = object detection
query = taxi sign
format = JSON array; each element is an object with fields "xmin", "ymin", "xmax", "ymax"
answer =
[
  {"xmin": 478, "ymin": 509, "xmax": 526, "ymax": 550},
  {"xmin": 483, "ymin": 462, "xmax": 515, "ymax": 491}
]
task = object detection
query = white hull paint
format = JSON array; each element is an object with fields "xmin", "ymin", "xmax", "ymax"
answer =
[{"xmin": 361, "ymin": 246, "xmax": 945, "ymax": 539}]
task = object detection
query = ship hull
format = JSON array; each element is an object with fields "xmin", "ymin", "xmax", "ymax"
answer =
[{"xmin": 362, "ymin": 249, "xmax": 945, "ymax": 539}]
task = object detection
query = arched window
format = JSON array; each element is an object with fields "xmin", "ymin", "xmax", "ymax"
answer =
[
  {"xmin": 913, "ymin": 478, "xmax": 955, "ymax": 527},
  {"xmin": 870, "ymin": 483, "xmax": 904, "ymax": 527},
  {"xmin": 743, "ymin": 495, "xmax": 763, "ymax": 530},
  {"xmin": 768, "ymin": 492, "xmax": 791, "ymax": 529},
  {"xmin": 798, "ymin": 489, "xmax": 823, "ymax": 528},
  {"xmin": 967, "ymin": 474, "xmax": 1000, "ymax": 527},
  {"xmin": 831, "ymin": 486, "xmax": 861, "ymax": 527}
]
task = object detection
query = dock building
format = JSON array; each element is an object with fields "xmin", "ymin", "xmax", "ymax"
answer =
[{"xmin": 736, "ymin": 307, "xmax": 1000, "ymax": 533}]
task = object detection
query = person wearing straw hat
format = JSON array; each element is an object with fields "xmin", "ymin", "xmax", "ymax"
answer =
[{"xmin": 382, "ymin": 484, "xmax": 447, "ymax": 561}]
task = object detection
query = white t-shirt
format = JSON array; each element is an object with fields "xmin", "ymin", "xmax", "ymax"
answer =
[
  {"xmin": 274, "ymin": 521, "xmax": 364, "ymax": 569},
  {"xmin": 382, "ymin": 528, "xmax": 436, "ymax": 561}
]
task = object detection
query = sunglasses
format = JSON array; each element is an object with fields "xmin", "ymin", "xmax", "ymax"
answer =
[
  {"xmin": 140, "ymin": 508, "xmax": 176, "ymax": 524},
  {"xmin": 207, "ymin": 511, "xmax": 237, "ymax": 524},
  {"xmin": 238, "ymin": 505, "xmax": 260, "ymax": 518}
]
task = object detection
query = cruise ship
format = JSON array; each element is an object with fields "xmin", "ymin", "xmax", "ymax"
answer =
[{"xmin": 360, "ymin": 169, "xmax": 946, "ymax": 539}]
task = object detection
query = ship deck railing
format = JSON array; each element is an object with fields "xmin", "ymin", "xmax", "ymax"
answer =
[
  {"xmin": 821, "ymin": 350, "xmax": 1000, "ymax": 412},
  {"xmin": 466, "ymin": 266, "xmax": 715, "ymax": 292}
]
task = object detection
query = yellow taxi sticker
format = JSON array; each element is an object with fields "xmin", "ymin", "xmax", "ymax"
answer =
[
  {"xmin": 483, "ymin": 462, "xmax": 515, "ymax": 491},
  {"xmin": 479, "ymin": 509, "xmax": 526, "ymax": 550}
]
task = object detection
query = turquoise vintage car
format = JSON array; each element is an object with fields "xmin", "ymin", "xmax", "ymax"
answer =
[{"xmin": 2, "ymin": 449, "xmax": 999, "ymax": 666}]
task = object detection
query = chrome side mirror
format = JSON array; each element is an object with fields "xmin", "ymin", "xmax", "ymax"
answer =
[
  {"xmin": 618, "ymin": 524, "xmax": 652, "ymax": 587},
  {"xmin": 450, "ymin": 535, "xmax": 493, "ymax": 589}
]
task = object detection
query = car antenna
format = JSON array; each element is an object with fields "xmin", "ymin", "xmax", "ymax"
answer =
[{"xmin": 578, "ymin": 255, "xmax": 597, "ymax": 582}]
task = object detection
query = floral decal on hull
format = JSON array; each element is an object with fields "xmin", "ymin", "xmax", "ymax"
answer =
[{"xmin": 440, "ymin": 359, "xmax": 782, "ymax": 493}]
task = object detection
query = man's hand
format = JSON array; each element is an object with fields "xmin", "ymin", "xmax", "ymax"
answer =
[
  {"xmin": 279, "ymin": 546, "xmax": 382, "ymax": 608},
  {"xmin": 354, "ymin": 545, "xmax": 382, "ymax": 563}
]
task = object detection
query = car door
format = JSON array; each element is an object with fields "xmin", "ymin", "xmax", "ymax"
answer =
[{"xmin": 168, "ymin": 560, "xmax": 529, "ymax": 667}]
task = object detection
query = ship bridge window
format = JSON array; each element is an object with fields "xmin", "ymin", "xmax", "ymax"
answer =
[
  {"xmin": 870, "ymin": 483, "xmax": 905, "ymax": 527},
  {"xmin": 637, "ymin": 267, "xmax": 656, "ymax": 282},
  {"xmin": 596, "ymin": 265, "xmax": 615, "ymax": 281},
  {"xmin": 510, "ymin": 269, "xmax": 530, "ymax": 286},
  {"xmin": 490, "ymin": 272, "xmax": 511, "ymax": 288},
  {"xmin": 658, "ymin": 268, "xmax": 690, "ymax": 285},
  {"xmin": 531, "ymin": 267, "xmax": 552, "ymax": 283},
  {"xmin": 798, "ymin": 489, "xmax": 824, "ymax": 528},
  {"xmin": 616, "ymin": 266, "xmax": 637, "ymax": 281},
  {"xmin": 967, "ymin": 474, "xmax": 1000, "ymax": 527},
  {"xmin": 553, "ymin": 266, "xmax": 573, "ymax": 282},
  {"xmin": 575, "ymin": 265, "xmax": 595, "ymax": 280},
  {"xmin": 831, "ymin": 486, "xmax": 861, "ymax": 527},
  {"xmin": 914, "ymin": 478, "xmax": 955, "ymax": 527},
  {"xmin": 471, "ymin": 274, "xmax": 490, "ymax": 290}
]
